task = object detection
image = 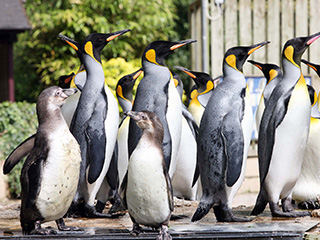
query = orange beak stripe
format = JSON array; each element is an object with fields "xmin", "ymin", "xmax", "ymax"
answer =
[
  {"xmin": 133, "ymin": 70, "xmax": 143, "ymax": 80},
  {"xmin": 170, "ymin": 43, "xmax": 187, "ymax": 51},
  {"xmin": 66, "ymin": 40, "xmax": 78, "ymax": 51}
]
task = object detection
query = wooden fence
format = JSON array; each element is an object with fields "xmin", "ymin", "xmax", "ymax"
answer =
[{"xmin": 189, "ymin": 0, "xmax": 320, "ymax": 89}]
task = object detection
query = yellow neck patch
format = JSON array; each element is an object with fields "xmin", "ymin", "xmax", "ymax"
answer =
[
  {"xmin": 200, "ymin": 81, "xmax": 214, "ymax": 95},
  {"xmin": 226, "ymin": 54, "xmax": 240, "ymax": 72},
  {"xmin": 190, "ymin": 89, "xmax": 197, "ymax": 100},
  {"xmin": 84, "ymin": 41, "xmax": 99, "ymax": 63},
  {"xmin": 116, "ymin": 85, "xmax": 129, "ymax": 101},
  {"xmin": 145, "ymin": 49, "xmax": 158, "ymax": 65},
  {"xmin": 70, "ymin": 75, "xmax": 77, "ymax": 88},
  {"xmin": 268, "ymin": 69, "xmax": 278, "ymax": 83},
  {"xmin": 284, "ymin": 45, "xmax": 299, "ymax": 68},
  {"xmin": 173, "ymin": 78, "xmax": 179, "ymax": 87}
]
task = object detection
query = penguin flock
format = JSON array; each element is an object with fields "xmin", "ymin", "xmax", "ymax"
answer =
[{"xmin": 3, "ymin": 29, "xmax": 320, "ymax": 237}]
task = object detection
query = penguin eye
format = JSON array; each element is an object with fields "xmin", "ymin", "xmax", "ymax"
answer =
[
  {"xmin": 141, "ymin": 115, "xmax": 147, "ymax": 120},
  {"xmin": 55, "ymin": 91, "xmax": 61, "ymax": 96}
]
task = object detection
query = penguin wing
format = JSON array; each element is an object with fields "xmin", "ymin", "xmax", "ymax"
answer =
[
  {"xmin": 22, "ymin": 136, "xmax": 49, "ymax": 209},
  {"xmin": 258, "ymin": 89, "xmax": 292, "ymax": 184},
  {"xmin": 120, "ymin": 171, "xmax": 128, "ymax": 209},
  {"xmin": 163, "ymin": 164, "xmax": 174, "ymax": 211},
  {"xmin": 220, "ymin": 110, "xmax": 244, "ymax": 187},
  {"xmin": 85, "ymin": 96, "xmax": 108, "ymax": 184},
  {"xmin": 106, "ymin": 141, "xmax": 119, "ymax": 190},
  {"xmin": 3, "ymin": 134, "xmax": 35, "ymax": 174}
]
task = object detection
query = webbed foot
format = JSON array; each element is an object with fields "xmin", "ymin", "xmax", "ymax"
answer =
[{"xmin": 55, "ymin": 218, "xmax": 83, "ymax": 231}]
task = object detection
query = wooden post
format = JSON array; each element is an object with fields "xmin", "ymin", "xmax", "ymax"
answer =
[{"xmin": 8, "ymin": 42, "xmax": 14, "ymax": 102}]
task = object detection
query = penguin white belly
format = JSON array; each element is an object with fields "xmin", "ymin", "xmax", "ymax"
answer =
[
  {"xmin": 188, "ymin": 102, "xmax": 204, "ymax": 126},
  {"xmin": 87, "ymin": 87, "xmax": 119, "ymax": 204},
  {"xmin": 61, "ymin": 91, "xmax": 80, "ymax": 127},
  {"xmin": 172, "ymin": 117, "xmax": 197, "ymax": 200},
  {"xmin": 227, "ymin": 94, "xmax": 253, "ymax": 206},
  {"xmin": 265, "ymin": 86, "xmax": 310, "ymax": 202},
  {"xmin": 255, "ymin": 96, "xmax": 265, "ymax": 134},
  {"xmin": 292, "ymin": 118, "xmax": 320, "ymax": 202},
  {"xmin": 36, "ymin": 127, "xmax": 81, "ymax": 222},
  {"xmin": 167, "ymin": 80, "xmax": 182, "ymax": 177},
  {"xmin": 127, "ymin": 139, "xmax": 170, "ymax": 227},
  {"xmin": 117, "ymin": 117, "xmax": 130, "ymax": 185}
]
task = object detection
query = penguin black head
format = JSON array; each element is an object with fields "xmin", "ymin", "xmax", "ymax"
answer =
[
  {"xmin": 174, "ymin": 66, "xmax": 214, "ymax": 92},
  {"xmin": 116, "ymin": 68, "xmax": 143, "ymax": 102},
  {"xmin": 224, "ymin": 41, "xmax": 270, "ymax": 73},
  {"xmin": 142, "ymin": 39, "xmax": 196, "ymax": 66},
  {"xmin": 125, "ymin": 110, "xmax": 164, "ymax": 143},
  {"xmin": 282, "ymin": 32, "xmax": 320, "ymax": 67},
  {"xmin": 302, "ymin": 59, "xmax": 320, "ymax": 77},
  {"xmin": 247, "ymin": 60, "xmax": 282, "ymax": 84},
  {"xmin": 58, "ymin": 72, "xmax": 75, "ymax": 88}
]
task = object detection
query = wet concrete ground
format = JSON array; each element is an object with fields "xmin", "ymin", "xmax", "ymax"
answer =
[{"xmin": 1, "ymin": 198, "xmax": 320, "ymax": 239}]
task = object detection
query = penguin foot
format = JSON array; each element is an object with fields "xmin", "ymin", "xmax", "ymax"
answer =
[
  {"xmin": 270, "ymin": 202, "xmax": 311, "ymax": 217},
  {"xmin": 85, "ymin": 204, "xmax": 124, "ymax": 218},
  {"xmin": 281, "ymin": 197, "xmax": 295, "ymax": 212},
  {"xmin": 191, "ymin": 201, "xmax": 212, "ymax": 222},
  {"xmin": 108, "ymin": 195, "xmax": 124, "ymax": 214},
  {"xmin": 95, "ymin": 200, "xmax": 106, "ymax": 213},
  {"xmin": 30, "ymin": 221, "xmax": 57, "ymax": 235},
  {"xmin": 55, "ymin": 218, "xmax": 83, "ymax": 232},
  {"xmin": 214, "ymin": 205, "xmax": 252, "ymax": 222},
  {"xmin": 156, "ymin": 225, "xmax": 172, "ymax": 240},
  {"xmin": 298, "ymin": 200, "xmax": 320, "ymax": 210},
  {"xmin": 131, "ymin": 223, "xmax": 143, "ymax": 236}
]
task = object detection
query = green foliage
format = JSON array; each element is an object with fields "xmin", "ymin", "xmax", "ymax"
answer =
[
  {"xmin": 14, "ymin": 0, "xmax": 181, "ymax": 102},
  {"xmin": 0, "ymin": 102, "xmax": 37, "ymax": 198}
]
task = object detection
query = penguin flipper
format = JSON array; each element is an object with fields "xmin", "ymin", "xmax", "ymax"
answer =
[
  {"xmin": 106, "ymin": 141, "xmax": 119, "ymax": 190},
  {"xmin": 120, "ymin": 171, "xmax": 128, "ymax": 209},
  {"xmin": 163, "ymin": 164, "xmax": 174, "ymax": 211},
  {"xmin": 182, "ymin": 105, "xmax": 199, "ymax": 139},
  {"xmin": 3, "ymin": 134, "xmax": 35, "ymax": 174},
  {"xmin": 258, "ymin": 89, "xmax": 292, "ymax": 184},
  {"xmin": 221, "ymin": 111, "xmax": 244, "ymax": 187}
]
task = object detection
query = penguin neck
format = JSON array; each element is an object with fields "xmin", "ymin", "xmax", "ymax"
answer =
[
  {"xmin": 282, "ymin": 58, "xmax": 301, "ymax": 84},
  {"xmin": 82, "ymin": 54, "xmax": 105, "ymax": 91},
  {"xmin": 37, "ymin": 105, "xmax": 66, "ymax": 127},
  {"xmin": 223, "ymin": 64, "xmax": 246, "ymax": 87},
  {"xmin": 143, "ymin": 60, "xmax": 170, "ymax": 77},
  {"xmin": 118, "ymin": 97, "xmax": 133, "ymax": 112},
  {"xmin": 141, "ymin": 129, "xmax": 163, "ymax": 148}
]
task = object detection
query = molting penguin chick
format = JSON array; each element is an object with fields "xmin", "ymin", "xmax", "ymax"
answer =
[
  {"xmin": 123, "ymin": 111, "xmax": 173, "ymax": 240},
  {"xmin": 192, "ymin": 41, "xmax": 269, "ymax": 222},
  {"xmin": 252, "ymin": 32, "xmax": 320, "ymax": 218},
  {"xmin": 19, "ymin": 86, "xmax": 81, "ymax": 235}
]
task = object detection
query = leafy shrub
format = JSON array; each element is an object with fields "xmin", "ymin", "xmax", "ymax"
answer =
[{"xmin": 0, "ymin": 102, "xmax": 37, "ymax": 198}]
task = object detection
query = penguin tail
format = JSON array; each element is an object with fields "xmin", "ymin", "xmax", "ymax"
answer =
[
  {"xmin": 191, "ymin": 201, "xmax": 213, "ymax": 222},
  {"xmin": 251, "ymin": 190, "xmax": 268, "ymax": 216}
]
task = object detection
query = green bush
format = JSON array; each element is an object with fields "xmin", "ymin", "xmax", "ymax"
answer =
[{"xmin": 0, "ymin": 101, "xmax": 37, "ymax": 198}]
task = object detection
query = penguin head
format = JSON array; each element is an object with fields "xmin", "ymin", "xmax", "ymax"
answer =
[
  {"xmin": 282, "ymin": 32, "xmax": 320, "ymax": 67},
  {"xmin": 116, "ymin": 68, "xmax": 143, "ymax": 102},
  {"xmin": 125, "ymin": 110, "xmax": 164, "ymax": 142},
  {"xmin": 247, "ymin": 60, "xmax": 282, "ymax": 84},
  {"xmin": 142, "ymin": 39, "xmax": 196, "ymax": 66},
  {"xmin": 302, "ymin": 59, "xmax": 320, "ymax": 77},
  {"xmin": 82, "ymin": 29, "xmax": 130, "ymax": 63},
  {"xmin": 58, "ymin": 34, "xmax": 83, "ymax": 60},
  {"xmin": 174, "ymin": 66, "xmax": 214, "ymax": 93},
  {"xmin": 58, "ymin": 72, "xmax": 75, "ymax": 88},
  {"xmin": 223, "ymin": 41, "xmax": 270, "ymax": 73}
]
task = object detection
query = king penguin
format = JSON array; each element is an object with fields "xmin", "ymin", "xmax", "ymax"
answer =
[
  {"xmin": 292, "ymin": 60, "xmax": 320, "ymax": 209},
  {"xmin": 10, "ymin": 86, "xmax": 81, "ymax": 234},
  {"xmin": 170, "ymin": 71, "xmax": 199, "ymax": 200},
  {"xmin": 192, "ymin": 41, "xmax": 269, "ymax": 222},
  {"xmin": 251, "ymin": 32, "xmax": 320, "ymax": 217},
  {"xmin": 59, "ymin": 30, "xmax": 130, "ymax": 217},
  {"xmin": 174, "ymin": 66, "xmax": 217, "ymax": 126},
  {"xmin": 123, "ymin": 110, "xmax": 173, "ymax": 240},
  {"xmin": 128, "ymin": 39, "xmax": 196, "ymax": 178},
  {"xmin": 116, "ymin": 68, "xmax": 143, "ymax": 185},
  {"xmin": 247, "ymin": 60, "xmax": 282, "ymax": 133}
]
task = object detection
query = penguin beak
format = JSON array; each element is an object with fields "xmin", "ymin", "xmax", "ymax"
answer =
[
  {"xmin": 133, "ymin": 69, "xmax": 143, "ymax": 80},
  {"xmin": 57, "ymin": 34, "xmax": 80, "ymax": 51},
  {"xmin": 174, "ymin": 66, "xmax": 196, "ymax": 79},
  {"xmin": 170, "ymin": 39, "xmax": 197, "ymax": 51},
  {"xmin": 62, "ymin": 88, "xmax": 78, "ymax": 98},
  {"xmin": 125, "ymin": 111, "xmax": 141, "ymax": 121},
  {"xmin": 247, "ymin": 60, "xmax": 263, "ymax": 70},
  {"xmin": 106, "ymin": 29, "xmax": 131, "ymax": 42},
  {"xmin": 301, "ymin": 59, "xmax": 320, "ymax": 77},
  {"xmin": 247, "ymin": 41, "xmax": 270, "ymax": 55},
  {"xmin": 306, "ymin": 32, "xmax": 320, "ymax": 45}
]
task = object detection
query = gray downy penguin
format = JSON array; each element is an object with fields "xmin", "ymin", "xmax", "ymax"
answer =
[
  {"xmin": 59, "ymin": 30, "xmax": 129, "ymax": 217},
  {"xmin": 128, "ymin": 39, "xmax": 196, "ymax": 178},
  {"xmin": 292, "ymin": 60, "xmax": 320, "ymax": 209},
  {"xmin": 251, "ymin": 32, "xmax": 320, "ymax": 217},
  {"xmin": 12, "ymin": 86, "xmax": 81, "ymax": 235},
  {"xmin": 123, "ymin": 110, "xmax": 173, "ymax": 240},
  {"xmin": 192, "ymin": 41, "xmax": 269, "ymax": 222},
  {"xmin": 247, "ymin": 60, "xmax": 282, "ymax": 133}
]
